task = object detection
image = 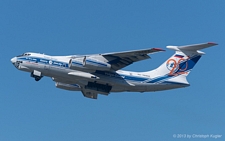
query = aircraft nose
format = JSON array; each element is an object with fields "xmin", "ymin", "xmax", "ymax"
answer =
[{"xmin": 11, "ymin": 57, "xmax": 17, "ymax": 63}]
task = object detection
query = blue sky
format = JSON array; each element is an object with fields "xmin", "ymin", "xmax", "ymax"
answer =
[{"xmin": 1, "ymin": 0, "xmax": 225, "ymax": 140}]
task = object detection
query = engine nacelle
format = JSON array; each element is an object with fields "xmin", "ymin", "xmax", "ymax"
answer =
[
  {"xmin": 83, "ymin": 56, "xmax": 111, "ymax": 70},
  {"xmin": 55, "ymin": 82, "xmax": 81, "ymax": 91},
  {"xmin": 69, "ymin": 56, "xmax": 111, "ymax": 71},
  {"xmin": 68, "ymin": 57, "xmax": 84, "ymax": 70}
]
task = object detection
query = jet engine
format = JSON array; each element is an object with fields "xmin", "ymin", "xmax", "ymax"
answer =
[{"xmin": 69, "ymin": 56, "xmax": 111, "ymax": 71}]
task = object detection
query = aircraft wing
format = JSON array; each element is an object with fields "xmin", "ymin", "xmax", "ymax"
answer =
[{"xmin": 102, "ymin": 48, "xmax": 165, "ymax": 70}]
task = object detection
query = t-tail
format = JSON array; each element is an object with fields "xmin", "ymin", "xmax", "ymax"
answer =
[{"xmin": 144, "ymin": 42, "xmax": 218, "ymax": 86}]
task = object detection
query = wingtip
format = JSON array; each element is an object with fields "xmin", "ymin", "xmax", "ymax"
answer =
[
  {"xmin": 152, "ymin": 48, "xmax": 165, "ymax": 51},
  {"xmin": 208, "ymin": 42, "xmax": 218, "ymax": 45}
]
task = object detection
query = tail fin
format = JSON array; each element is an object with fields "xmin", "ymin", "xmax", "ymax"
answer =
[{"xmin": 144, "ymin": 42, "xmax": 218, "ymax": 85}]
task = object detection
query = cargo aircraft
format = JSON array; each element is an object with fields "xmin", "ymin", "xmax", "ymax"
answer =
[{"xmin": 11, "ymin": 42, "xmax": 217, "ymax": 99}]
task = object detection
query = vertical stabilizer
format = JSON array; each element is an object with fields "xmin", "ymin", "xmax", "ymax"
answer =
[{"xmin": 144, "ymin": 42, "xmax": 218, "ymax": 85}]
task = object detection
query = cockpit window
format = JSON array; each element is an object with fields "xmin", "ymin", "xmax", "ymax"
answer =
[
  {"xmin": 16, "ymin": 54, "xmax": 23, "ymax": 57},
  {"xmin": 16, "ymin": 53, "xmax": 31, "ymax": 57}
]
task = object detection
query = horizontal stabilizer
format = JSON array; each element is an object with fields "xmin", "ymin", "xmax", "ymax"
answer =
[{"xmin": 167, "ymin": 42, "xmax": 218, "ymax": 54}]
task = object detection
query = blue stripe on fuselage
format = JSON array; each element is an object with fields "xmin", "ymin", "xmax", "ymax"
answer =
[
  {"xmin": 18, "ymin": 57, "xmax": 69, "ymax": 68},
  {"xmin": 17, "ymin": 55, "xmax": 201, "ymax": 84}
]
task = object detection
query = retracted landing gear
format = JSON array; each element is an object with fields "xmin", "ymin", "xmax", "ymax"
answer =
[{"xmin": 31, "ymin": 70, "xmax": 43, "ymax": 81}]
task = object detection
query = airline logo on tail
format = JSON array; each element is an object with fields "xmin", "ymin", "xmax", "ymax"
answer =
[{"xmin": 166, "ymin": 54, "xmax": 191, "ymax": 76}]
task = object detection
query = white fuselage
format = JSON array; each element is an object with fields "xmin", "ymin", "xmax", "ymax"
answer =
[{"xmin": 11, "ymin": 52, "xmax": 188, "ymax": 94}]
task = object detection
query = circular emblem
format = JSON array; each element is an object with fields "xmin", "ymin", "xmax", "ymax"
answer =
[
  {"xmin": 166, "ymin": 60, "xmax": 176, "ymax": 70},
  {"xmin": 49, "ymin": 60, "xmax": 52, "ymax": 65},
  {"xmin": 166, "ymin": 62, "xmax": 175, "ymax": 71},
  {"xmin": 166, "ymin": 59, "xmax": 178, "ymax": 74}
]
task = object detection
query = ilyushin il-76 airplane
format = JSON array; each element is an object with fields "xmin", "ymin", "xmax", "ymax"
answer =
[{"xmin": 11, "ymin": 42, "xmax": 217, "ymax": 99}]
